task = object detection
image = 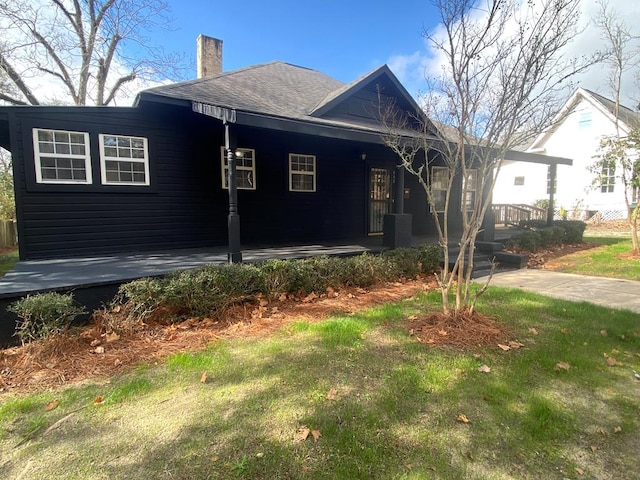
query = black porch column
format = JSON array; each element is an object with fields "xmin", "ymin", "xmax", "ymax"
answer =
[
  {"xmin": 393, "ymin": 164, "xmax": 405, "ymax": 213},
  {"xmin": 225, "ymin": 121, "xmax": 242, "ymax": 263},
  {"xmin": 547, "ymin": 163, "xmax": 556, "ymax": 227}
]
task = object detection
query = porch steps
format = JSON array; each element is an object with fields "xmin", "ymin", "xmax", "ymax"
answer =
[{"xmin": 442, "ymin": 241, "xmax": 528, "ymax": 279}]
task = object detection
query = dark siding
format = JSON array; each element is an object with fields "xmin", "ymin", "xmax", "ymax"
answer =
[{"xmin": 9, "ymin": 103, "xmax": 438, "ymax": 260}]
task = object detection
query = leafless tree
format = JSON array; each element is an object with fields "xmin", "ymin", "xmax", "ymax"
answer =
[
  {"xmin": 0, "ymin": 0, "xmax": 187, "ymax": 106},
  {"xmin": 381, "ymin": 0, "xmax": 597, "ymax": 316},
  {"xmin": 591, "ymin": 2, "xmax": 640, "ymax": 254}
]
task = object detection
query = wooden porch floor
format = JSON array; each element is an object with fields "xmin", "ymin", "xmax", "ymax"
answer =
[{"xmin": 0, "ymin": 227, "xmax": 520, "ymax": 300}]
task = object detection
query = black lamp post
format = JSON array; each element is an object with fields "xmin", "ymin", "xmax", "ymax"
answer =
[{"xmin": 224, "ymin": 120, "xmax": 242, "ymax": 263}]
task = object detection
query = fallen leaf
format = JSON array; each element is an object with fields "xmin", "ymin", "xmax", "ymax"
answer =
[
  {"xmin": 326, "ymin": 389, "xmax": 338, "ymax": 400},
  {"xmin": 302, "ymin": 293, "xmax": 317, "ymax": 303},
  {"xmin": 278, "ymin": 293, "xmax": 287, "ymax": 302},
  {"xmin": 508, "ymin": 341, "xmax": 525, "ymax": 349},
  {"xmin": 94, "ymin": 346, "xmax": 105, "ymax": 354},
  {"xmin": 90, "ymin": 339, "xmax": 101, "ymax": 347},
  {"xmin": 408, "ymin": 315, "xmax": 418, "ymax": 321},
  {"xmin": 605, "ymin": 357, "xmax": 617, "ymax": 366},
  {"xmin": 45, "ymin": 400, "xmax": 59, "ymax": 411},
  {"xmin": 611, "ymin": 349, "xmax": 619, "ymax": 355},
  {"xmin": 560, "ymin": 328, "xmax": 569, "ymax": 334},
  {"xmin": 456, "ymin": 414, "xmax": 471, "ymax": 424},
  {"xmin": 200, "ymin": 372, "xmax": 208, "ymax": 384},
  {"xmin": 256, "ymin": 452, "xmax": 264, "ymax": 458},
  {"xmin": 575, "ymin": 467, "xmax": 585, "ymax": 475},
  {"xmin": 554, "ymin": 362, "xmax": 570, "ymax": 371},
  {"xmin": 105, "ymin": 332, "xmax": 120, "ymax": 343},
  {"xmin": 478, "ymin": 365, "xmax": 491, "ymax": 373},
  {"xmin": 114, "ymin": 358, "xmax": 122, "ymax": 367},
  {"xmin": 259, "ymin": 298, "xmax": 269, "ymax": 307},
  {"xmin": 600, "ymin": 329, "xmax": 608, "ymax": 336},
  {"xmin": 614, "ymin": 426, "xmax": 622, "ymax": 433},
  {"xmin": 597, "ymin": 428, "xmax": 608, "ymax": 437},
  {"xmin": 312, "ymin": 429, "xmax": 321, "ymax": 442},
  {"xmin": 498, "ymin": 344, "xmax": 511, "ymax": 351},
  {"xmin": 93, "ymin": 396, "xmax": 104, "ymax": 405},
  {"xmin": 590, "ymin": 445, "xmax": 598, "ymax": 452},
  {"xmin": 295, "ymin": 426, "xmax": 310, "ymax": 442},
  {"xmin": 438, "ymin": 329, "xmax": 448, "ymax": 336},
  {"xmin": 528, "ymin": 327, "xmax": 538, "ymax": 335}
]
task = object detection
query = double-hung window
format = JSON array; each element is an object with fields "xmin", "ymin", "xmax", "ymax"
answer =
[
  {"xmin": 430, "ymin": 166, "xmax": 449, "ymax": 212},
  {"xmin": 462, "ymin": 169, "xmax": 478, "ymax": 211},
  {"xmin": 600, "ymin": 162, "xmax": 615, "ymax": 193},
  {"xmin": 289, "ymin": 154, "xmax": 316, "ymax": 192},
  {"xmin": 33, "ymin": 128, "xmax": 91, "ymax": 184},
  {"xmin": 99, "ymin": 134, "xmax": 150, "ymax": 185},
  {"xmin": 221, "ymin": 148, "xmax": 256, "ymax": 190}
]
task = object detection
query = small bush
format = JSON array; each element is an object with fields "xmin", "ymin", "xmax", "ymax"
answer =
[
  {"xmin": 9, "ymin": 292, "xmax": 86, "ymax": 344},
  {"xmin": 513, "ymin": 220, "xmax": 587, "ymax": 250},
  {"xmin": 117, "ymin": 277, "xmax": 166, "ymax": 321},
  {"xmin": 507, "ymin": 230, "xmax": 541, "ymax": 252}
]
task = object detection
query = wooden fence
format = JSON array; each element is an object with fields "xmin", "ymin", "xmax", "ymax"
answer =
[{"xmin": 0, "ymin": 220, "xmax": 17, "ymax": 248}]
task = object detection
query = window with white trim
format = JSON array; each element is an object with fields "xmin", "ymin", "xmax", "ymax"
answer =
[
  {"xmin": 289, "ymin": 154, "xmax": 316, "ymax": 192},
  {"xmin": 220, "ymin": 147, "xmax": 256, "ymax": 190},
  {"xmin": 462, "ymin": 169, "xmax": 478, "ymax": 211},
  {"xmin": 33, "ymin": 128, "xmax": 91, "ymax": 184},
  {"xmin": 514, "ymin": 176, "xmax": 525, "ymax": 186},
  {"xmin": 99, "ymin": 134, "xmax": 149, "ymax": 185},
  {"xmin": 600, "ymin": 161, "xmax": 615, "ymax": 193},
  {"xmin": 430, "ymin": 166, "xmax": 449, "ymax": 212}
]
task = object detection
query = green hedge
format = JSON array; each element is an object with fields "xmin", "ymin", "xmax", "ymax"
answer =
[
  {"xmin": 118, "ymin": 245, "xmax": 441, "ymax": 322},
  {"xmin": 508, "ymin": 220, "xmax": 587, "ymax": 252}
]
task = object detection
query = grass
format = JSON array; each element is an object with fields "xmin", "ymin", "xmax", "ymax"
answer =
[
  {"xmin": 548, "ymin": 235, "xmax": 640, "ymax": 280},
  {"xmin": 0, "ymin": 247, "xmax": 18, "ymax": 278},
  {"xmin": 0, "ymin": 288, "xmax": 638, "ymax": 479}
]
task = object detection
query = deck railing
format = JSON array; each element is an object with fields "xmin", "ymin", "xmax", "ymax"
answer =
[{"xmin": 492, "ymin": 204, "xmax": 547, "ymax": 226}]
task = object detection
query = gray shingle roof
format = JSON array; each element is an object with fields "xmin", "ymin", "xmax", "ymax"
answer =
[
  {"xmin": 583, "ymin": 89, "xmax": 640, "ymax": 129},
  {"xmin": 141, "ymin": 61, "xmax": 345, "ymax": 120}
]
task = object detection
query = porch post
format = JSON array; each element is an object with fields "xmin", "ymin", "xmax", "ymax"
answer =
[
  {"xmin": 225, "ymin": 121, "xmax": 242, "ymax": 263},
  {"xmin": 547, "ymin": 163, "xmax": 556, "ymax": 227},
  {"xmin": 394, "ymin": 164, "xmax": 405, "ymax": 213}
]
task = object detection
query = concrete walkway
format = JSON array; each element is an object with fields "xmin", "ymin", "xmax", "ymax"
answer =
[{"xmin": 487, "ymin": 269, "xmax": 640, "ymax": 314}]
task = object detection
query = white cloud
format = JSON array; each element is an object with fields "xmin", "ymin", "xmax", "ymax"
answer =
[{"xmin": 388, "ymin": 0, "xmax": 640, "ymax": 107}]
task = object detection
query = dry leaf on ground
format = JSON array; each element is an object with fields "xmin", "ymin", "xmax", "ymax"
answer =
[
  {"xmin": 528, "ymin": 328, "xmax": 538, "ymax": 335},
  {"xmin": 508, "ymin": 341, "xmax": 524, "ymax": 349},
  {"xmin": 326, "ymin": 388, "xmax": 337, "ymax": 400},
  {"xmin": 614, "ymin": 426, "xmax": 622, "ymax": 433},
  {"xmin": 575, "ymin": 467, "xmax": 585, "ymax": 475},
  {"xmin": 45, "ymin": 400, "xmax": 59, "ymax": 411},
  {"xmin": 477, "ymin": 365, "xmax": 491, "ymax": 373},
  {"xmin": 554, "ymin": 362, "xmax": 570, "ymax": 371},
  {"xmin": 312, "ymin": 429, "xmax": 321, "ymax": 442},
  {"xmin": 605, "ymin": 357, "xmax": 617, "ymax": 366},
  {"xmin": 93, "ymin": 396, "xmax": 104, "ymax": 404},
  {"xmin": 200, "ymin": 371, "xmax": 208, "ymax": 383},
  {"xmin": 456, "ymin": 414, "xmax": 472, "ymax": 424},
  {"xmin": 296, "ymin": 426, "xmax": 310, "ymax": 442},
  {"xmin": 498, "ymin": 344, "xmax": 511, "ymax": 351}
]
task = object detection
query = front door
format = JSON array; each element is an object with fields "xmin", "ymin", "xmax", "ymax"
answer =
[{"xmin": 369, "ymin": 168, "xmax": 393, "ymax": 234}]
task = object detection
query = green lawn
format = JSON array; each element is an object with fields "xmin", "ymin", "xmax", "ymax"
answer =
[
  {"xmin": 548, "ymin": 235, "xmax": 640, "ymax": 280},
  {"xmin": 1, "ymin": 288, "xmax": 638, "ymax": 479}
]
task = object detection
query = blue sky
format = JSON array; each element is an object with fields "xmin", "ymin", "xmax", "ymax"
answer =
[{"xmin": 162, "ymin": 0, "xmax": 438, "ymax": 96}]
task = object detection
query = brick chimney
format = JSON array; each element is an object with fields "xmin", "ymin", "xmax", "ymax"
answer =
[{"xmin": 197, "ymin": 34, "xmax": 223, "ymax": 78}]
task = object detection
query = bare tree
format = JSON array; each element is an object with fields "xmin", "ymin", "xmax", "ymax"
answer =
[
  {"xmin": 590, "ymin": 1, "xmax": 640, "ymax": 255},
  {"xmin": 0, "ymin": 0, "xmax": 186, "ymax": 106},
  {"xmin": 381, "ymin": 0, "xmax": 596, "ymax": 317}
]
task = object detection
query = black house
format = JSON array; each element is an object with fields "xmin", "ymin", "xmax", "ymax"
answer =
[{"xmin": 0, "ymin": 36, "xmax": 566, "ymax": 262}]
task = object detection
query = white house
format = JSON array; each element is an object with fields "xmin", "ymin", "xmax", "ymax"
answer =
[{"xmin": 493, "ymin": 88, "xmax": 639, "ymax": 220}]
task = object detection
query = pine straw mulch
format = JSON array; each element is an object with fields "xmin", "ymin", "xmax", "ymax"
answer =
[{"xmin": 0, "ymin": 277, "xmax": 514, "ymax": 397}]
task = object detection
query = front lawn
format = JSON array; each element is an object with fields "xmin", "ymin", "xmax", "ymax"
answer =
[
  {"xmin": 1, "ymin": 288, "xmax": 638, "ymax": 479},
  {"xmin": 0, "ymin": 247, "xmax": 18, "ymax": 278},
  {"xmin": 545, "ymin": 235, "xmax": 640, "ymax": 280}
]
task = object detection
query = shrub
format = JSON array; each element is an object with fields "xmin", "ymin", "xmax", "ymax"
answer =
[
  {"xmin": 117, "ymin": 277, "xmax": 166, "ymax": 321},
  {"xmin": 8, "ymin": 292, "xmax": 87, "ymax": 344},
  {"xmin": 506, "ymin": 230, "xmax": 541, "ymax": 252},
  {"xmin": 514, "ymin": 220, "xmax": 587, "ymax": 249}
]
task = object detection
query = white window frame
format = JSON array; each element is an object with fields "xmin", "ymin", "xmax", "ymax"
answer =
[
  {"xmin": 220, "ymin": 147, "xmax": 256, "ymax": 190},
  {"xmin": 288, "ymin": 153, "xmax": 316, "ymax": 192},
  {"xmin": 32, "ymin": 128, "xmax": 92, "ymax": 184},
  {"xmin": 430, "ymin": 166, "xmax": 449, "ymax": 213},
  {"xmin": 462, "ymin": 168, "xmax": 478, "ymax": 211},
  {"xmin": 600, "ymin": 162, "xmax": 615, "ymax": 193},
  {"xmin": 514, "ymin": 176, "xmax": 525, "ymax": 186},
  {"xmin": 99, "ymin": 134, "xmax": 150, "ymax": 186}
]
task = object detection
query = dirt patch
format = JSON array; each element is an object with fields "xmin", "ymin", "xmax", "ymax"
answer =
[
  {"xmin": 525, "ymin": 242, "xmax": 603, "ymax": 269},
  {"xmin": 409, "ymin": 310, "xmax": 509, "ymax": 348},
  {"xmin": 1, "ymin": 278, "xmax": 440, "ymax": 396}
]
